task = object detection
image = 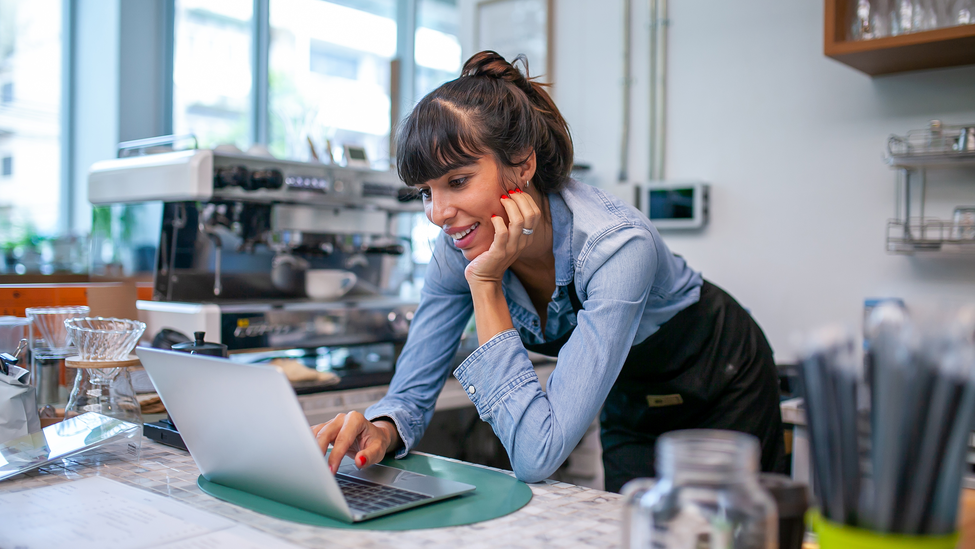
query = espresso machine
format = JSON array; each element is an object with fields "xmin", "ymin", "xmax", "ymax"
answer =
[{"xmin": 88, "ymin": 143, "xmax": 432, "ymax": 445}]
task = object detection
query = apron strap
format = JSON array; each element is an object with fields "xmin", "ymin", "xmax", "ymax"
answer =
[{"xmin": 522, "ymin": 280, "xmax": 582, "ymax": 358}]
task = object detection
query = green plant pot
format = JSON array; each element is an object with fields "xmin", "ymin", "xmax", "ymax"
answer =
[{"xmin": 809, "ymin": 510, "xmax": 959, "ymax": 549}]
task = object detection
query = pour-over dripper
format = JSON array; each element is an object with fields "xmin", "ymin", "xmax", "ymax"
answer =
[
  {"xmin": 63, "ymin": 317, "xmax": 146, "ymax": 427},
  {"xmin": 25, "ymin": 306, "xmax": 90, "ymax": 354},
  {"xmin": 64, "ymin": 317, "xmax": 145, "ymax": 361}
]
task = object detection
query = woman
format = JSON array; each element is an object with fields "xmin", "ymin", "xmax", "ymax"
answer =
[{"xmin": 313, "ymin": 51, "xmax": 785, "ymax": 492}]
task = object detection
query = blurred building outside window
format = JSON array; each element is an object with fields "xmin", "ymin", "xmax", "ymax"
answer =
[
  {"xmin": 268, "ymin": 0, "xmax": 397, "ymax": 165},
  {"xmin": 0, "ymin": 0, "xmax": 65, "ymax": 274},
  {"xmin": 414, "ymin": 0, "xmax": 461, "ymax": 101},
  {"xmin": 172, "ymin": 0, "xmax": 254, "ymax": 152}
]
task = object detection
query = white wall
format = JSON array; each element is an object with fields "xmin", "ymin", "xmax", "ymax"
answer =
[
  {"xmin": 661, "ymin": 0, "xmax": 975, "ymax": 361},
  {"xmin": 456, "ymin": 0, "xmax": 975, "ymax": 361},
  {"xmin": 550, "ymin": 0, "xmax": 975, "ymax": 362}
]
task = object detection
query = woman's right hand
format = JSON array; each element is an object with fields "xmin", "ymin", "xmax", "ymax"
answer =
[{"xmin": 311, "ymin": 412, "xmax": 400, "ymax": 474}]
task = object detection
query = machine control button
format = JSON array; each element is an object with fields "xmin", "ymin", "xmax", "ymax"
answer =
[{"xmin": 285, "ymin": 176, "xmax": 329, "ymax": 192}]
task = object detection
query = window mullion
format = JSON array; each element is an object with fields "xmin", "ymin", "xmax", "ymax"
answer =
[
  {"xmin": 396, "ymin": 0, "xmax": 417, "ymax": 126},
  {"xmin": 162, "ymin": 0, "xmax": 175, "ymax": 137},
  {"xmin": 60, "ymin": 0, "xmax": 75, "ymax": 235},
  {"xmin": 253, "ymin": 0, "xmax": 270, "ymax": 146}
]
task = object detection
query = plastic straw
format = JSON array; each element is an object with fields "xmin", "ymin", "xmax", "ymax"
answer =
[
  {"xmin": 925, "ymin": 342, "xmax": 975, "ymax": 535},
  {"xmin": 800, "ymin": 303, "xmax": 975, "ymax": 535}
]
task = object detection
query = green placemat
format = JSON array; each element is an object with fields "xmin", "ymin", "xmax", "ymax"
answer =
[{"xmin": 197, "ymin": 453, "xmax": 533, "ymax": 530}]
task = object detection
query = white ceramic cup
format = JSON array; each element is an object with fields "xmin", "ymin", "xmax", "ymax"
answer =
[{"xmin": 305, "ymin": 270, "xmax": 357, "ymax": 300}]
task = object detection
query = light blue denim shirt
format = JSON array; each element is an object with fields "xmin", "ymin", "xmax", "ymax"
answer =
[{"xmin": 365, "ymin": 178, "xmax": 702, "ymax": 482}]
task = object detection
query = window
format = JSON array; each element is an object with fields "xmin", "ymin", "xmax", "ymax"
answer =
[
  {"xmin": 172, "ymin": 0, "xmax": 254, "ymax": 151},
  {"xmin": 414, "ymin": 0, "xmax": 461, "ymax": 100},
  {"xmin": 268, "ymin": 0, "xmax": 397, "ymax": 165},
  {"xmin": 171, "ymin": 0, "xmax": 461, "ymax": 167},
  {"xmin": 309, "ymin": 42, "xmax": 360, "ymax": 79},
  {"xmin": 0, "ymin": 0, "xmax": 62, "ymax": 248}
]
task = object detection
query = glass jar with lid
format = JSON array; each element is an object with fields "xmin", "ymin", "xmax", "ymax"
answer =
[{"xmin": 622, "ymin": 429, "xmax": 778, "ymax": 549}]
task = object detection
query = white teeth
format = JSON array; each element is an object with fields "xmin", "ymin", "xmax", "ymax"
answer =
[{"xmin": 449, "ymin": 222, "xmax": 479, "ymax": 240}]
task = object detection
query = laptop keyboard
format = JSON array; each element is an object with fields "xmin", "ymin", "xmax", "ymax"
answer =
[{"xmin": 335, "ymin": 473, "xmax": 432, "ymax": 514}]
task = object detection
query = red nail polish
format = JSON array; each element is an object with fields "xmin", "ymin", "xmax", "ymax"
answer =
[
  {"xmin": 491, "ymin": 214, "xmax": 498, "ymax": 218},
  {"xmin": 514, "ymin": 189, "xmax": 522, "ymax": 193},
  {"xmin": 501, "ymin": 195, "xmax": 507, "ymax": 199},
  {"xmin": 356, "ymin": 455, "xmax": 365, "ymax": 467}
]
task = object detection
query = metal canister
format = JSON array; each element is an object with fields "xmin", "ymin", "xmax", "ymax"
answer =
[{"xmin": 32, "ymin": 352, "xmax": 63, "ymax": 406}]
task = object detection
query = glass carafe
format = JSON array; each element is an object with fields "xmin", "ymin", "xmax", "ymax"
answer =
[
  {"xmin": 622, "ymin": 429, "xmax": 777, "ymax": 549},
  {"xmin": 64, "ymin": 366, "xmax": 142, "ymax": 425}
]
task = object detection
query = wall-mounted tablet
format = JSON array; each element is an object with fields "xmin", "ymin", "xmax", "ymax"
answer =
[
  {"xmin": 634, "ymin": 181, "xmax": 709, "ymax": 230},
  {"xmin": 343, "ymin": 144, "xmax": 370, "ymax": 168}
]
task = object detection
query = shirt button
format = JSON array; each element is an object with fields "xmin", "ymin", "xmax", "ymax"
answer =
[{"xmin": 468, "ymin": 385, "xmax": 476, "ymax": 395}]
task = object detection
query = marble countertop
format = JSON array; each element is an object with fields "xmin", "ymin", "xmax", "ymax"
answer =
[{"xmin": 0, "ymin": 437, "xmax": 625, "ymax": 548}]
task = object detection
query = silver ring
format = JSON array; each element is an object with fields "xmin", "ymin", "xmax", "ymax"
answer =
[{"xmin": 522, "ymin": 228, "xmax": 534, "ymax": 235}]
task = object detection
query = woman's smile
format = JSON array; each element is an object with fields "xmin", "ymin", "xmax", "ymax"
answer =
[{"xmin": 445, "ymin": 221, "xmax": 481, "ymax": 249}]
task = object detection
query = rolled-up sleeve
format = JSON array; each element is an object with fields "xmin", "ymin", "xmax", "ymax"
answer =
[
  {"xmin": 365, "ymin": 237, "xmax": 474, "ymax": 458},
  {"xmin": 454, "ymin": 226, "xmax": 658, "ymax": 482}
]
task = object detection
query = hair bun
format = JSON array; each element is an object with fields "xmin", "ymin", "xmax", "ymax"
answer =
[{"xmin": 462, "ymin": 51, "xmax": 534, "ymax": 93}]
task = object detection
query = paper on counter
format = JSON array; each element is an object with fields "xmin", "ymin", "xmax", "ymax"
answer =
[
  {"xmin": 154, "ymin": 524, "xmax": 303, "ymax": 549},
  {"xmin": 0, "ymin": 476, "xmax": 301, "ymax": 549}
]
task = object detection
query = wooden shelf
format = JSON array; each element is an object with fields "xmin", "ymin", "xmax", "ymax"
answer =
[{"xmin": 825, "ymin": 0, "xmax": 975, "ymax": 75}]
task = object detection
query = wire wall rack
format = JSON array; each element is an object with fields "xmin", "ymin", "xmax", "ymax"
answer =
[
  {"xmin": 885, "ymin": 121, "xmax": 975, "ymax": 255},
  {"xmin": 887, "ymin": 121, "xmax": 975, "ymax": 168}
]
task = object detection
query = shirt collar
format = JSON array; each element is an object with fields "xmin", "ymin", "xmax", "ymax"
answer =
[{"xmin": 547, "ymin": 189, "xmax": 574, "ymax": 286}]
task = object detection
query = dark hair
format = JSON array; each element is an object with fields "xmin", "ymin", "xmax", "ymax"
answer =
[{"xmin": 396, "ymin": 51, "xmax": 573, "ymax": 193}]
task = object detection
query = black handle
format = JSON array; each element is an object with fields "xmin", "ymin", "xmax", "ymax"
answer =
[
  {"xmin": 365, "ymin": 244, "xmax": 405, "ymax": 255},
  {"xmin": 0, "ymin": 352, "xmax": 17, "ymax": 375}
]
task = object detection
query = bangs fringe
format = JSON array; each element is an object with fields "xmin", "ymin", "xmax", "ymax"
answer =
[{"xmin": 396, "ymin": 96, "xmax": 486, "ymax": 187}]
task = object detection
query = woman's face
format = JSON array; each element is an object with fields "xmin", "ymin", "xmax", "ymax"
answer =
[{"xmin": 416, "ymin": 156, "xmax": 510, "ymax": 261}]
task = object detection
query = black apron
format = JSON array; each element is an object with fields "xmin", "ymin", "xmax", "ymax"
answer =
[{"xmin": 524, "ymin": 280, "xmax": 786, "ymax": 493}]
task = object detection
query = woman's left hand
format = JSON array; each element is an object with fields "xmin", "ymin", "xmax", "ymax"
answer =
[{"xmin": 464, "ymin": 188, "xmax": 541, "ymax": 286}]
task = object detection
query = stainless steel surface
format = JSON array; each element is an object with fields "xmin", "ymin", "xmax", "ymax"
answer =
[
  {"xmin": 272, "ymin": 204, "xmax": 389, "ymax": 235},
  {"xmin": 33, "ymin": 354, "xmax": 62, "ymax": 407},
  {"xmin": 92, "ymin": 148, "xmax": 429, "ymax": 396}
]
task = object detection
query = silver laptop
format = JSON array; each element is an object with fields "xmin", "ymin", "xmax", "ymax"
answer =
[{"xmin": 136, "ymin": 347, "xmax": 475, "ymax": 522}]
